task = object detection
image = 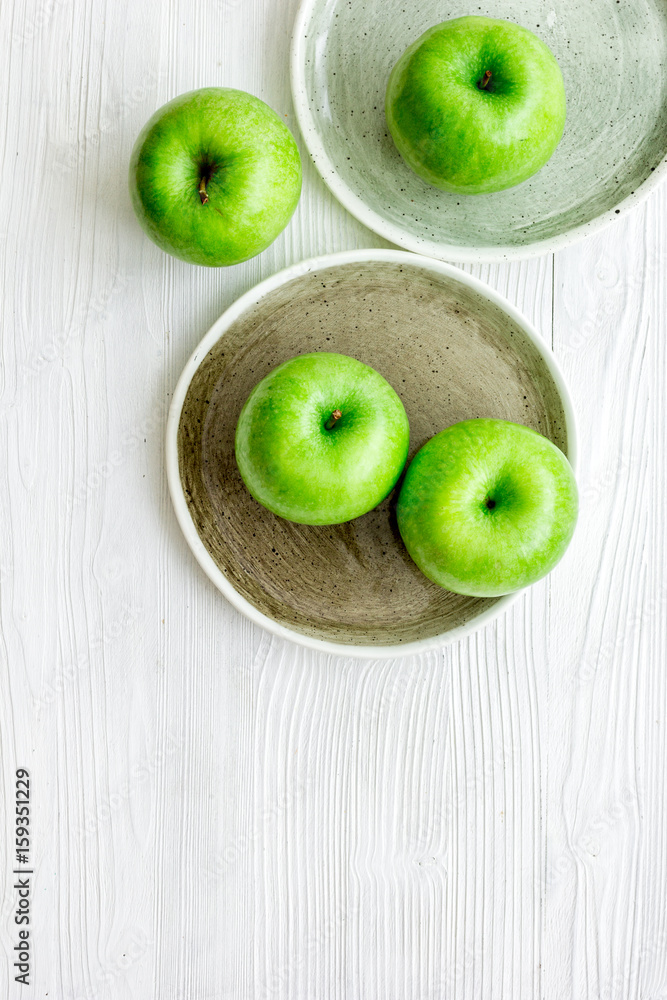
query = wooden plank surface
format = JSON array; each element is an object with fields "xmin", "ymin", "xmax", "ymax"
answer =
[{"xmin": 0, "ymin": 0, "xmax": 664, "ymax": 997}]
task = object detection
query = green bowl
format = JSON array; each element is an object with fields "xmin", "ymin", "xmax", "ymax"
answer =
[
  {"xmin": 166, "ymin": 250, "xmax": 577, "ymax": 657},
  {"xmin": 291, "ymin": 0, "xmax": 667, "ymax": 262}
]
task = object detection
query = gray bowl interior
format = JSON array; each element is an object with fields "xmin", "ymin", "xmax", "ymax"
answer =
[
  {"xmin": 297, "ymin": 0, "xmax": 667, "ymax": 251},
  {"xmin": 177, "ymin": 260, "xmax": 569, "ymax": 647}
]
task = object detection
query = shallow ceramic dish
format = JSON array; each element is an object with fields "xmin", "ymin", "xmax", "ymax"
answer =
[
  {"xmin": 291, "ymin": 0, "xmax": 667, "ymax": 262},
  {"xmin": 166, "ymin": 250, "xmax": 577, "ymax": 657}
]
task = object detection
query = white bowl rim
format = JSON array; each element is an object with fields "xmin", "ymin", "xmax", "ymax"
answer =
[
  {"xmin": 290, "ymin": 0, "xmax": 667, "ymax": 264},
  {"xmin": 166, "ymin": 248, "xmax": 579, "ymax": 659}
]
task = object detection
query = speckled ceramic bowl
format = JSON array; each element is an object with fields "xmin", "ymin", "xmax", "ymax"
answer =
[
  {"xmin": 166, "ymin": 250, "xmax": 577, "ymax": 657},
  {"xmin": 291, "ymin": 0, "xmax": 667, "ymax": 262}
]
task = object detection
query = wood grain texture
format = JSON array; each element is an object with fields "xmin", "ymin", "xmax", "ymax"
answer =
[{"xmin": 0, "ymin": 0, "xmax": 664, "ymax": 998}]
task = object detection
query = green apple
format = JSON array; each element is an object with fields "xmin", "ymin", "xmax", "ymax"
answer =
[
  {"xmin": 385, "ymin": 16, "xmax": 566, "ymax": 194},
  {"xmin": 235, "ymin": 353, "xmax": 410, "ymax": 525},
  {"xmin": 129, "ymin": 87, "xmax": 302, "ymax": 266},
  {"xmin": 397, "ymin": 419, "xmax": 577, "ymax": 596}
]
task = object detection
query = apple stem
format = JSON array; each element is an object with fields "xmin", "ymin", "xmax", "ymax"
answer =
[
  {"xmin": 478, "ymin": 70, "xmax": 492, "ymax": 90},
  {"xmin": 325, "ymin": 409, "xmax": 343, "ymax": 430},
  {"xmin": 199, "ymin": 176, "xmax": 209, "ymax": 205},
  {"xmin": 485, "ymin": 497, "xmax": 496, "ymax": 510}
]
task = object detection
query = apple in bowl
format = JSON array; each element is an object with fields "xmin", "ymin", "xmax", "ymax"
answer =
[
  {"xmin": 129, "ymin": 87, "xmax": 302, "ymax": 266},
  {"xmin": 385, "ymin": 16, "xmax": 566, "ymax": 194},
  {"xmin": 397, "ymin": 419, "xmax": 578, "ymax": 597},
  {"xmin": 235, "ymin": 352, "xmax": 410, "ymax": 525}
]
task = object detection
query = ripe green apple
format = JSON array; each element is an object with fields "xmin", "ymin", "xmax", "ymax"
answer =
[
  {"xmin": 385, "ymin": 16, "xmax": 566, "ymax": 194},
  {"xmin": 235, "ymin": 353, "xmax": 410, "ymax": 525},
  {"xmin": 397, "ymin": 419, "xmax": 578, "ymax": 596},
  {"xmin": 129, "ymin": 87, "xmax": 302, "ymax": 266}
]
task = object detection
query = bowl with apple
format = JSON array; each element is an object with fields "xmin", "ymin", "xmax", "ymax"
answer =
[
  {"xmin": 291, "ymin": 0, "xmax": 667, "ymax": 261},
  {"xmin": 166, "ymin": 249, "xmax": 577, "ymax": 657}
]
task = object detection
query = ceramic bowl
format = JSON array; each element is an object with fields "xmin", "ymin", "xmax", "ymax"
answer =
[
  {"xmin": 166, "ymin": 250, "xmax": 577, "ymax": 657},
  {"xmin": 291, "ymin": 0, "xmax": 667, "ymax": 262}
]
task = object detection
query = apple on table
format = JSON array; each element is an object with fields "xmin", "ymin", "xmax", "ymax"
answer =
[
  {"xmin": 386, "ymin": 16, "xmax": 566, "ymax": 194},
  {"xmin": 235, "ymin": 353, "xmax": 410, "ymax": 526},
  {"xmin": 129, "ymin": 87, "xmax": 302, "ymax": 266}
]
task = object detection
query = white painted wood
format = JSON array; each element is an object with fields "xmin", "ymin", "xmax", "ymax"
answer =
[{"xmin": 0, "ymin": 0, "xmax": 664, "ymax": 998}]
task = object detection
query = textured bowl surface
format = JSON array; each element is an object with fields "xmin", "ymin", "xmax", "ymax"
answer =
[
  {"xmin": 167, "ymin": 251, "xmax": 576, "ymax": 656},
  {"xmin": 291, "ymin": 0, "xmax": 667, "ymax": 261}
]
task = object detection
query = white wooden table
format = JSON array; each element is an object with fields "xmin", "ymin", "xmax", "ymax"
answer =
[{"xmin": 1, "ymin": 1, "xmax": 665, "ymax": 997}]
